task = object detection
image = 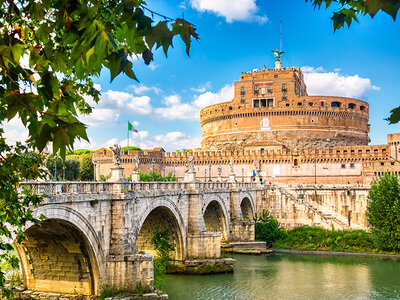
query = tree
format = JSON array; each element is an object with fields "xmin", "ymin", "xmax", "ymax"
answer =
[
  {"xmin": 366, "ymin": 172, "xmax": 400, "ymax": 251},
  {"xmin": 254, "ymin": 210, "xmax": 286, "ymax": 247},
  {"xmin": 79, "ymin": 153, "xmax": 94, "ymax": 181},
  {"xmin": 0, "ymin": 0, "xmax": 198, "ymax": 296},
  {"xmin": 306, "ymin": 0, "xmax": 399, "ymax": 30}
]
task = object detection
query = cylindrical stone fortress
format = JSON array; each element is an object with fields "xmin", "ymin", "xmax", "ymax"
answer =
[{"xmin": 200, "ymin": 67, "xmax": 369, "ymax": 151}]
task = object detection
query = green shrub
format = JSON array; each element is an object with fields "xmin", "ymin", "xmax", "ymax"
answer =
[
  {"xmin": 254, "ymin": 210, "xmax": 286, "ymax": 247},
  {"xmin": 367, "ymin": 172, "xmax": 400, "ymax": 252},
  {"xmin": 150, "ymin": 228, "xmax": 175, "ymax": 288}
]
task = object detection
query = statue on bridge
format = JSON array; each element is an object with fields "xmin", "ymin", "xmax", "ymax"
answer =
[
  {"xmin": 186, "ymin": 154, "xmax": 195, "ymax": 173},
  {"xmin": 133, "ymin": 156, "xmax": 140, "ymax": 172},
  {"xmin": 229, "ymin": 158, "xmax": 234, "ymax": 174},
  {"xmin": 110, "ymin": 144, "xmax": 122, "ymax": 166}
]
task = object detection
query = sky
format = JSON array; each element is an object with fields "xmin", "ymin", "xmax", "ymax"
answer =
[{"xmin": 5, "ymin": 0, "xmax": 400, "ymax": 152}]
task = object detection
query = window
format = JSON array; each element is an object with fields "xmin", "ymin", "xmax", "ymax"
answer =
[
  {"xmin": 360, "ymin": 106, "xmax": 366, "ymax": 111},
  {"xmin": 381, "ymin": 162, "xmax": 385, "ymax": 166},
  {"xmin": 282, "ymin": 93, "xmax": 287, "ymax": 100},
  {"xmin": 261, "ymin": 148, "xmax": 265, "ymax": 155},
  {"xmin": 274, "ymin": 74, "xmax": 278, "ymax": 78},
  {"xmin": 229, "ymin": 106, "xmax": 232, "ymax": 110},
  {"xmin": 261, "ymin": 87, "xmax": 265, "ymax": 94},
  {"xmin": 331, "ymin": 101, "xmax": 341, "ymax": 108},
  {"xmin": 348, "ymin": 103, "xmax": 356, "ymax": 109},
  {"xmin": 253, "ymin": 99, "xmax": 260, "ymax": 108},
  {"xmin": 286, "ymin": 103, "xmax": 290, "ymax": 107},
  {"xmin": 309, "ymin": 102, "xmax": 313, "ymax": 106},
  {"xmin": 241, "ymin": 96, "xmax": 245, "ymax": 103},
  {"xmin": 254, "ymin": 85, "xmax": 259, "ymax": 94},
  {"xmin": 350, "ymin": 163, "xmax": 355, "ymax": 168},
  {"xmin": 294, "ymin": 159, "xmax": 299, "ymax": 166},
  {"xmin": 282, "ymin": 83, "xmax": 287, "ymax": 92},
  {"xmin": 297, "ymin": 102, "xmax": 302, "ymax": 106},
  {"xmin": 267, "ymin": 99, "xmax": 274, "ymax": 107},
  {"xmin": 268, "ymin": 84, "xmax": 273, "ymax": 93},
  {"xmin": 341, "ymin": 164, "xmax": 346, "ymax": 169},
  {"xmin": 321, "ymin": 101, "xmax": 324, "ymax": 107},
  {"xmin": 241, "ymin": 86, "xmax": 245, "ymax": 95},
  {"xmin": 392, "ymin": 162, "xmax": 395, "ymax": 166}
]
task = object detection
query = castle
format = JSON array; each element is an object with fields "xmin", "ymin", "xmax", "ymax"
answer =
[{"xmin": 93, "ymin": 55, "xmax": 400, "ymax": 185}]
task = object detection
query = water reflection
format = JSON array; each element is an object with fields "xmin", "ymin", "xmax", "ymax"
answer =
[{"xmin": 163, "ymin": 254, "xmax": 400, "ymax": 300}]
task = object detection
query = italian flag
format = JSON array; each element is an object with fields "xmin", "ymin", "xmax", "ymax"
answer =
[{"xmin": 128, "ymin": 122, "xmax": 138, "ymax": 133}]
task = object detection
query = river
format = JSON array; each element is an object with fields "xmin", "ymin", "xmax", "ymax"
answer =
[{"xmin": 162, "ymin": 253, "xmax": 400, "ymax": 300}]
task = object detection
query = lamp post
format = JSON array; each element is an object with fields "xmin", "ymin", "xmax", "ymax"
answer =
[
  {"xmin": 208, "ymin": 164, "xmax": 211, "ymax": 182},
  {"xmin": 62, "ymin": 165, "xmax": 65, "ymax": 181},
  {"xmin": 54, "ymin": 153, "xmax": 58, "ymax": 181},
  {"xmin": 152, "ymin": 159, "xmax": 155, "ymax": 181},
  {"xmin": 314, "ymin": 150, "xmax": 317, "ymax": 185},
  {"xmin": 204, "ymin": 168, "xmax": 207, "ymax": 182},
  {"xmin": 242, "ymin": 168, "xmax": 244, "ymax": 182},
  {"xmin": 93, "ymin": 160, "xmax": 97, "ymax": 181},
  {"xmin": 163, "ymin": 166, "xmax": 165, "ymax": 181}
]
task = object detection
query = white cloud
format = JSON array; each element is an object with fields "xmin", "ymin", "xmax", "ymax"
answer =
[
  {"xmin": 189, "ymin": 0, "xmax": 267, "ymax": 23},
  {"xmin": 154, "ymin": 84, "xmax": 234, "ymax": 121},
  {"xmin": 193, "ymin": 84, "xmax": 233, "ymax": 109},
  {"xmin": 155, "ymin": 94, "xmax": 199, "ymax": 120},
  {"xmin": 302, "ymin": 66, "xmax": 380, "ymax": 98},
  {"xmin": 81, "ymin": 90, "xmax": 153, "ymax": 127},
  {"xmin": 129, "ymin": 85, "xmax": 162, "ymax": 95},
  {"xmin": 190, "ymin": 81, "xmax": 212, "ymax": 93},
  {"xmin": 107, "ymin": 131, "xmax": 201, "ymax": 152},
  {"xmin": 2, "ymin": 118, "xmax": 29, "ymax": 145},
  {"xmin": 148, "ymin": 63, "xmax": 159, "ymax": 71}
]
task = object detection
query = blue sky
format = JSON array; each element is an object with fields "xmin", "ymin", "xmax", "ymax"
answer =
[{"xmin": 7, "ymin": 0, "xmax": 400, "ymax": 152}]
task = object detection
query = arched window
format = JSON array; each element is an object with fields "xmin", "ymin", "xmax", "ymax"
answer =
[{"xmin": 261, "ymin": 148, "xmax": 265, "ymax": 155}]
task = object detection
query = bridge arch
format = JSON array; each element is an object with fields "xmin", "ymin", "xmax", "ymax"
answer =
[
  {"xmin": 202, "ymin": 197, "xmax": 229, "ymax": 241},
  {"xmin": 136, "ymin": 198, "xmax": 185, "ymax": 261},
  {"xmin": 15, "ymin": 205, "xmax": 102, "ymax": 296},
  {"xmin": 240, "ymin": 196, "xmax": 255, "ymax": 220}
]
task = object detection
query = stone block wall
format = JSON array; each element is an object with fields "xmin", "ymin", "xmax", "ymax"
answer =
[
  {"xmin": 229, "ymin": 220, "xmax": 255, "ymax": 242},
  {"xmin": 186, "ymin": 233, "xmax": 221, "ymax": 259}
]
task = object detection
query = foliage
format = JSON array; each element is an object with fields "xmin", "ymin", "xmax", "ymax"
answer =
[
  {"xmin": 99, "ymin": 173, "xmax": 112, "ymax": 181},
  {"xmin": 121, "ymin": 146, "xmax": 142, "ymax": 152},
  {"xmin": 150, "ymin": 228, "xmax": 174, "ymax": 288},
  {"xmin": 140, "ymin": 171, "xmax": 177, "ymax": 182},
  {"xmin": 366, "ymin": 172, "xmax": 400, "ymax": 252},
  {"xmin": 66, "ymin": 149, "xmax": 92, "ymax": 155},
  {"xmin": 78, "ymin": 153, "xmax": 94, "ymax": 181},
  {"xmin": 46, "ymin": 154, "xmax": 80, "ymax": 180},
  {"xmin": 99, "ymin": 283, "xmax": 152, "ymax": 300},
  {"xmin": 0, "ymin": 0, "xmax": 199, "ymax": 160},
  {"xmin": 306, "ymin": 0, "xmax": 399, "ymax": 30},
  {"xmin": 254, "ymin": 210, "xmax": 287, "ymax": 247},
  {"xmin": 0, "ymin": 0, "xmax": 198, "ymax": 296},
  {"xmin": 273, "ymin": 226, "xmax": 385, "ymax": 253},
  {"xmin": 0, "ymin": 141, "xmax": 46, "ymax": 298}
]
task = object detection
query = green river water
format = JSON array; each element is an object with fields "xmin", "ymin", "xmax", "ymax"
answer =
[{"xmin": 162, "ymin": 253, "xmax": 400, "ymax": 300}]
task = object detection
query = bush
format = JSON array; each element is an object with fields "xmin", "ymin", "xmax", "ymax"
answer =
[
  {"xmin": 275, "ymin": 226, "xmax": 378, "ymax": 253},
  {"xmin": 150, "ymin": 228, "xmax": 174, "ymax": 288},
  {"xmin": 367, "ymin": 172, "xmax": 400, "ymax": 252},
  {"xmin": 139, "ymin": 171, "xmax": 177, "ymax": 182},
  {"xmin": 254, "ymin": 210, "xmax": 286, "ymax": 247}
]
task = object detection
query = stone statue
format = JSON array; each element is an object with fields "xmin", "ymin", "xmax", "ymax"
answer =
[
  {"xmin": 110, "ymin": 144, "xmax": 121, "ymax": 166},
  {"xmin": 218, "ymin": 166, "xmax": 222, "ymax": 176},
  {"xmin": 253, "ymin": 160, "xmax": 260, "ymax": 173},
  {"xmin": 133, "ymin": 156, "xmax": 140, "ymax": 172},
  {"xmin": 187, "ymin": 154, "xmax": 195, "ymax": 172},
  {"xmin": 271, "ymin": 49, "xmax": 284, "ymax": 62},
  {"xmin": 229, "ymin": 158, "xmax": 234, "ymax": 174}
]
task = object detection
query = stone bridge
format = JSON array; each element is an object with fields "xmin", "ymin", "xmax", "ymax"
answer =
[{"xmin": 17, "ymin": 181, "xmax": 261, "ymax": 296}]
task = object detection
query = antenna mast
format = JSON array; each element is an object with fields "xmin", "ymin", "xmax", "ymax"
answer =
[{"xmin": 280, "ymin": 17, "xmax": 282, "ymax": 53}]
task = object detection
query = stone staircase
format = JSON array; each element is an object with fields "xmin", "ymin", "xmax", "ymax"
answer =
[{"xmin": 276, "ymin": 186, "xmax": 349, "ymax": 230}]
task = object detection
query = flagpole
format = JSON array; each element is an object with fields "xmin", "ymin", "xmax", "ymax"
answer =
[{"xmin": 127, "ymin": 120, "xmax": 129, "ymax": 149}]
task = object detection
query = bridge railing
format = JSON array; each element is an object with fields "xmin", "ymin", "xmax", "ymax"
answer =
[{"xmin": 19, "ymin": 180, "xmax": 260, "ymax": 196}]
